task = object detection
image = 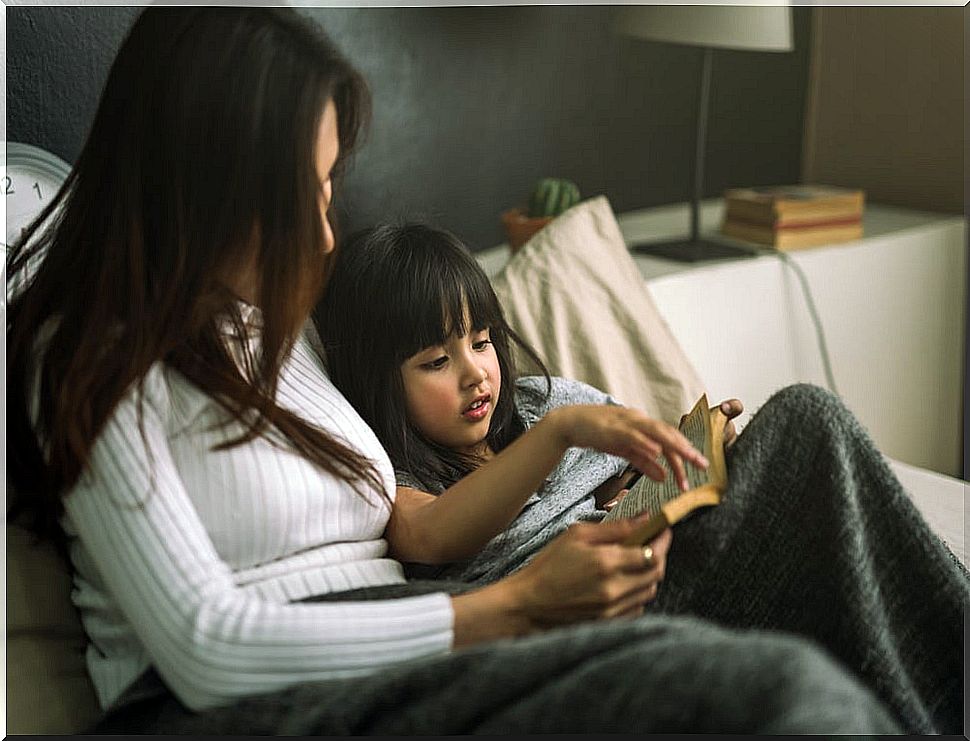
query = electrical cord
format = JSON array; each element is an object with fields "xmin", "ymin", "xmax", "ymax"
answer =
[
  {"xmin": 773, "ymin": 249, "xmax": 840, "ymax": 396},
  {"xmin": 736, "ymin": 243, "xmax": 840, "ymax": 397}
]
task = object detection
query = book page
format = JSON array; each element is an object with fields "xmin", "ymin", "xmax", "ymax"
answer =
[
  {"xmin": 602, "ymin": 395, "xmax": 712, "ymax": 523},
  {"xmin": 678, "ymin": 398, "xmax": 713, "ymax": 489}
]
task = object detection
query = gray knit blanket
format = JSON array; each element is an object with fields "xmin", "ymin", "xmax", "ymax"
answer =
[
  {"xmin": 398, "ymin": 381, "xmax": 969, "ymax": 732},
  {"xmin": 650, "ymin": 382, "xmax": 969, "ymax": 734},
  {"xmin": 91, "ymin": 384, "xmax": 967, "ymax": 735}
]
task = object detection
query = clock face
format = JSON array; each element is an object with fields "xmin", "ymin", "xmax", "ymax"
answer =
[{"xmin": 4, "ymin": 142, "xmax": 72, "ymax": 254}]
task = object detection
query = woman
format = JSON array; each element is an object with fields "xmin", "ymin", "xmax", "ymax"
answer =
[{"xmin": 5, "ymin": 7, "xmax": 940, "ymax": 734}]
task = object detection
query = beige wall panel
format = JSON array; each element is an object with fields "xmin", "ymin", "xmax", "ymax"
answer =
[{"xmin": 803, "ymin": 7, "xmax": 964, "ymax": 213}]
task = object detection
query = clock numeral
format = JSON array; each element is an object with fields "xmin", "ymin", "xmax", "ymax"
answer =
[
  {"xmin": 3, "ymin": 177, "xmax": 13, "ymax": 195},
  {"xmin": 33, "ymin": 182, "xmax": 43, "ymax": 200}
]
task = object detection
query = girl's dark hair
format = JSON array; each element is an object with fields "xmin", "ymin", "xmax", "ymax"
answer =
[
  {"xmin": 7, "ymin": 7, "xmax": 380, "ymax": 543},
  {"xmin": 316, "ymin": 222, "xmax": 550, "ymax": 490}
]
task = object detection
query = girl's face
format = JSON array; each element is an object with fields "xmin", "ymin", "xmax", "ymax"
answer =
[{"xmin": 400, "ymin": 311, "xmax": 502, "ymax": 458}]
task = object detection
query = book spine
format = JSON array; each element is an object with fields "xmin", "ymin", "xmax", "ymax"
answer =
[
  {"xmin": 725, "ymin": 214, "xmax": 863, "ymax": 231},
  {"xmin": 720, "ymin": 219, "xmax": 863, "ymax": 249},
  {"xmin": 723, "ymin": 193, "xmax": 864, "ymax": 219},
  {"xmin": 775, "ymin": 224, "xmax": 863, "ymax": 249}
]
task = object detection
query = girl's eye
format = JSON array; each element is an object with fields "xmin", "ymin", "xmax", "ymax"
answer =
[
  {"xmin": 422, "ymin": 356, "xmax": 448, "ymax": 370},
  {"xmin": 472, "ymin": 339, "xmax": 492, "ymax": 352}
]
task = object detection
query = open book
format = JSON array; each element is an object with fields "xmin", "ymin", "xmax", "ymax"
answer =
[{"xmin": 602, "ymin": 394, "xmax": 729, "ymax": 545}]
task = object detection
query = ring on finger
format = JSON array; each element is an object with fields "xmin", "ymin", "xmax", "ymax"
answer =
[{"xmin": 642, "ymin": 545, "xmax": 654, "ymax": 568}]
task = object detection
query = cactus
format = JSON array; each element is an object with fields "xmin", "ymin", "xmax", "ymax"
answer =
[{"xmin": 527, "ymin": 177, "xmax": 581, "ymax": 219}]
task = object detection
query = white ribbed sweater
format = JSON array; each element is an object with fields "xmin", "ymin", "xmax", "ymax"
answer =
[{"xmin": 58, "ymin": 324, "xmax": 454, "ymax": 712}]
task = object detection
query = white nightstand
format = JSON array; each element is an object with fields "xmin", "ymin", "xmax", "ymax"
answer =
[{"xmin": 479, "ymin": 199, "xmax": 967, "ymax": 478}]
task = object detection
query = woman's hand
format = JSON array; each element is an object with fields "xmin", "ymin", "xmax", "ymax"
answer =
[
  {"xmin": 514, "ymin": 519, "xmax": 672, "ymax": 626},
  {"xmin": 450, "ymin": 516, "xmax": 672, "ymax": 647},
  {"xmin": 547, "ymin": 405, "xmax": 708, "ymax": 492},
  {"xmin": 717, "ymin": 398, "xmax": 744, "ymax": 449}
]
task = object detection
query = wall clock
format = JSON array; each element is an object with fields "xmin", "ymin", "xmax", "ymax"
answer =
[{"xmin": 4, "ymin": 141, "xmax": 72, "ymax": 253}]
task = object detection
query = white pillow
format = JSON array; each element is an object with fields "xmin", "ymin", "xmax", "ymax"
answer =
[{"xmin": 490, "ymin": 195, "xmax": 706, "ymax": 424}]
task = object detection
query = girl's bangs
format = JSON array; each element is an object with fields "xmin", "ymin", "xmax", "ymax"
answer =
[{"xmin": 393, "ymin": 249, "xmax": 503, "ymax": 361}]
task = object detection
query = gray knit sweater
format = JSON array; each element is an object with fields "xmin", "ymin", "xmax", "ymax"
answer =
[{"xmin": 397, "ymin": 376, "xmax": 628, "ymax": 584}]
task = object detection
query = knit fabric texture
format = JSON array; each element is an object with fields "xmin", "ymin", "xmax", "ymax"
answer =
[
  {"xmin": 650, "ymin": 382, "xmax": 969, "ymax": 734},
  {"xmin": 396, "ymin": 376, "xmax": 627, "ymax": 584},
  {"xmin": 399, "ymin": 380, "xmax": 969, "ymax": 733},
  {"xmin": 92, "ymin": 384, "xmax": 968, "ymax": 734}
]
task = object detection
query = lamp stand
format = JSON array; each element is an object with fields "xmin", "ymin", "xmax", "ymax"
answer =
[{"xmin": 630, "ymin": 47, "xmax": 756, "ymax": 262}]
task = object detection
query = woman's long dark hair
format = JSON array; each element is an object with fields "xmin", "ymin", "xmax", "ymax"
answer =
[
  {"xmin": 316, "ymin": 222, "xmax": 550, "ymax": 491},
  {"xmin": 7, "ymin": 7, "xmax": 381, "ymax": 544}
]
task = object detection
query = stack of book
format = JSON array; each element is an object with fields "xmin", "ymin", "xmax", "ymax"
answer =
[{"xmin": 720, "ymin": 184, "xmax": 865, "ymax": 250}]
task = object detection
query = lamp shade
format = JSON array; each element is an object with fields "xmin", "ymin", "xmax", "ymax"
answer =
[{"xmin": 615, "ymin": 5, "xmax": 793, "ymax": 53}]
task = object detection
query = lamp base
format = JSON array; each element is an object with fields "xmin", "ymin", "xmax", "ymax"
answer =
[{"xmin": 629, "ymin": 237, "xmax": 760, "ymax": 262}]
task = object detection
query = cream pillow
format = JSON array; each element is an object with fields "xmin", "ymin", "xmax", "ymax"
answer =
[{"xmin": 491, "ymin": 195, "xmax": 705, "ymax": 424}]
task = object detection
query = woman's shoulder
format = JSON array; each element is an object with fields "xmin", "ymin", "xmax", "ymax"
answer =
[
  {"xmin": 111, "ymin": 361, "xmax": 181, "ymax": 431},
  {"xmin": 29, "ymin": 316, "xmax": 175, "ymax": 424},
  {"xmin": 119, "ymin": 359, "xmax": 225, "ymax": 437}
]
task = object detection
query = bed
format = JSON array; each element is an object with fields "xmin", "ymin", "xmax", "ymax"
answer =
[{"xmin": 9, "ymin": 196, "xmax": 965, "ymax": 735}]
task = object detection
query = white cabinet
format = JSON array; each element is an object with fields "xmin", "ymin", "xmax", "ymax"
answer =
[
  {"xmin": 480, "ymin": 199, "xmax": 967, "ymax": 477},
  {"xmin": 631, "ymin": 200, "xmax": 967, "ymax": 478}
]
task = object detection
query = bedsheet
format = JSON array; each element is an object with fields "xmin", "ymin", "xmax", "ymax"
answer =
[{"xmin": 890, "ymin": 458, "xmax": 966, "ymax": 568}]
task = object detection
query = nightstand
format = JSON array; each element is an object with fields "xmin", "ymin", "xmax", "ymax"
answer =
[
  {"xmin": 479, "ymin": 198, "xmax": 966, "ymax": 477},
  {"xmin": 621, "ymin": 198, "xmax": 966, "ymax": 478}
]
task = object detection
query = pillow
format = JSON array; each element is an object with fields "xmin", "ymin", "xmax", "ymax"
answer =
[
  {"xmin": 490, "ymin": 195, "xmax": 705, "ymax": 425},
  {"xmin": 7, "ymin": 522, "xmax": 103, "ymax": 734}
]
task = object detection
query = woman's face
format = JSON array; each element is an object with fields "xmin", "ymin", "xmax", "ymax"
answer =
[
  {"xmin": 400, "ymin": 307, "xmax": 502, "ymax": 458},
  {"xmin": 227, "ymin": 99, "xmax": 340, "ymax": 304},
  {"xmin": 315, "ymin": 98, "xmax": 340, "ymax": 255}
]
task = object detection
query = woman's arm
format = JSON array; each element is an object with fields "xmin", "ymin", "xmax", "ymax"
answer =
[
  {"xmin": 385, "ymin": 403, "xmax": 706, "ymax": 564},
  {"xmin": 64, "ymin": 367, "xmax": 674, "ymax": 711},
  {"xmin": 450, "ymin": 517, "xmax": 673, "ymax": 644},
  {"xmin": 63, "ymin": 369, "xmax": 454, "ymax": 712}
]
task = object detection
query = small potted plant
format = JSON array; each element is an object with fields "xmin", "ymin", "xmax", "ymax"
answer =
[{"xmin": 502, "ymin": 177, "xmax": 581, "ymax": 253}]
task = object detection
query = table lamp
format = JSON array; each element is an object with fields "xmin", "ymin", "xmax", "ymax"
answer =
[{"xmin": 615, "ymin": 4, "xmax": 794, "ymax": 261}]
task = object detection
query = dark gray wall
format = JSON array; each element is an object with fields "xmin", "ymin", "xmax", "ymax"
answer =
[{"xmin": 7, "ymin": 5, "xmax": 811, "ymax": 251}]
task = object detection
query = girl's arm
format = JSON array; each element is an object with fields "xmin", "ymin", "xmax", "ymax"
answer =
[{"xmin": 385, "ymin": 404, "xmax": 707, "ymax": 564}]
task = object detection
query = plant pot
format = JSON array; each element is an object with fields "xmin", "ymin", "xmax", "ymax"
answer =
[{"xmin": 501, "ymin": 208, "xmax": 552, "ymax": 254}]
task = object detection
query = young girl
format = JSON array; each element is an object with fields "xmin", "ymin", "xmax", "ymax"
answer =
[
  {"xmin": 318, "ymin": 220, "xmax": 969, "ymax": 733},
  {"xmin": 318, "ymin": 221, "xmax": 716, "ymax": 585}
]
